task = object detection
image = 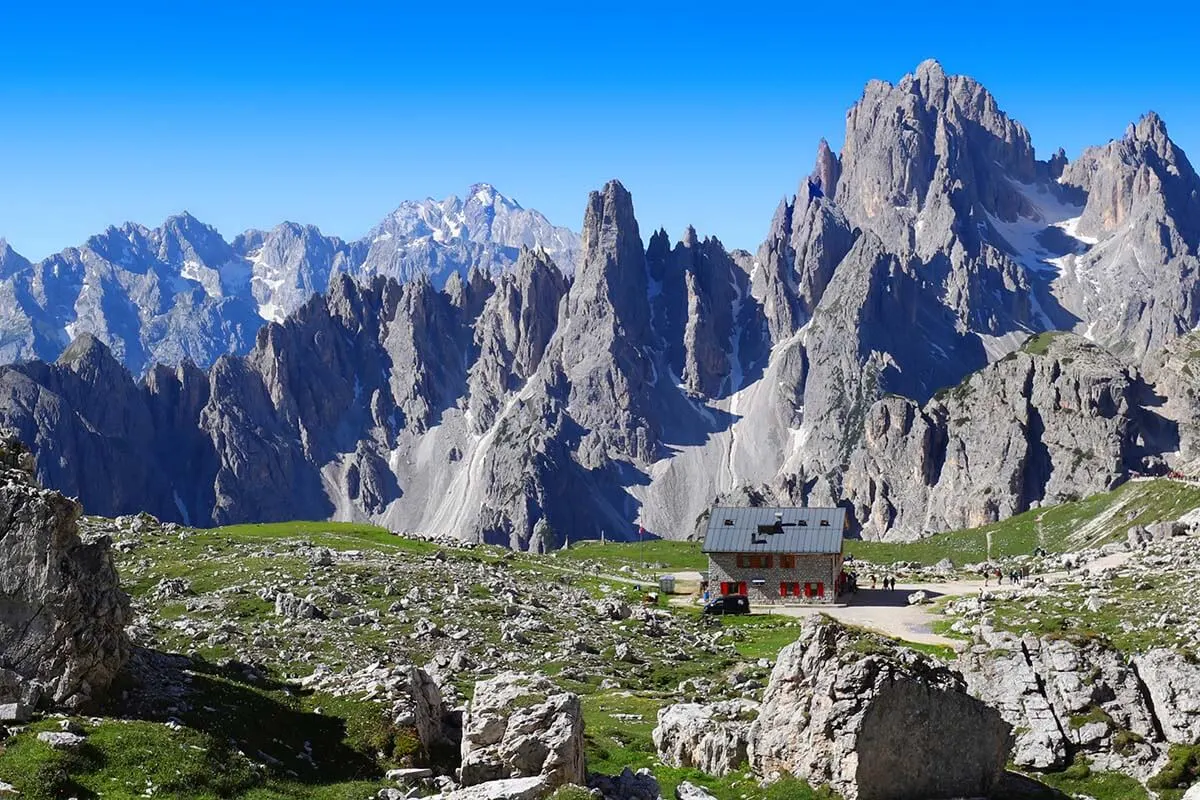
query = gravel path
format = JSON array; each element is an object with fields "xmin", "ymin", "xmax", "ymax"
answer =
[{"xmin": 756, "ymin": 549, "xmax": 1135, "ymax": 647}]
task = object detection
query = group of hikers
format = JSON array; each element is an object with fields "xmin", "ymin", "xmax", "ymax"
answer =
[
  {"xmin": 839, "ymin": 570, "xmax": 898, "ymax": 594},
  {"xmin": 979, "ymin": 564, "xmax": 1032, "ymax": 585}
]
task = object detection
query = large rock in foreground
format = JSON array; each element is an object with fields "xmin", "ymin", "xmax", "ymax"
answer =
[
  {"xmin": 749, "ymin": 616, "xmax": 1011, "ymax": 800},
  {"xmin": 653, "ymin": 699, "xmax": 757, "ymax": 776},
  {"xmin": 0, "ymin": 436, "xmax": 130, "ymax": 715},
  {"xmin": 459, "ymin": 672, "xmax": 584, "ymax": 793},
  {"xmin": 958, "ymin": 628, "xmax": 1165, "ymax": 777}
]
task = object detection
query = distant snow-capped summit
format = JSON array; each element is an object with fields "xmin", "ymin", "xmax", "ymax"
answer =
[{"xmin": 0, "ymin": 185, "xmax": 580, "ymax": 373}]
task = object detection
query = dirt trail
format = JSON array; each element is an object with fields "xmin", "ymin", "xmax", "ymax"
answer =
[{"xmin": 753, "ymin": 550, "xmax": 1134, "ymax": 647}]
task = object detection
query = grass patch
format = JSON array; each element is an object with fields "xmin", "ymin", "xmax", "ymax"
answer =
[
  {"xmin": 847, "ymin": 478, "xmax": 1200, "ymax": 566},
  {"xmin": 556, "ymin": 538, "xmax": 707, "ymax": 572},
  {"xmin": 1148, "ymin": 743, "xmax": 1200, "ymax": 797},
  {"xmin": 0, "ymin": 717, "xmax": 390, "ymax": 800},
  {"xmin": 207, "ymin": 520, "xmax": 440, "ymax": 556},
  {"xmin": 1037, "ymin": 757, "xmax": 1149, "ymax": 800},
  {"xmin": 1021, "ymin": 331, "xmax": 1064, "ymax": 356}
]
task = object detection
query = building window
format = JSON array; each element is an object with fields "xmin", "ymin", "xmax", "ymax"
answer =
[
  {"xmin": 820, "ymin": 519, "xmax": 830, "ymax": 527},
  {"xmin": 781, "ymin": 554, "xmax": 796, "ymax": 569},
  {"xmin": 737, "ymin": 554, "xmax": 773, "ymax": 569}
]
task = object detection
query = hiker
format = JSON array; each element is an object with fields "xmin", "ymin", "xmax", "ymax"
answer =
[
  {"xmin": 996, "ymin": 568, "xmax": 1003, "ymax": 585},
  {"xmin": 982, "ymin": 568, "xmax": 989, "ymax": 586},
  {"xmin": 871, "ymin": 574, "xmax": 877, "ymax": 589}
]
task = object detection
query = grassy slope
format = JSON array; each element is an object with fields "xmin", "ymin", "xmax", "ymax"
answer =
[{"xmin": 850, "ymin": 478, "xmax": 1200, "ymax": 565}]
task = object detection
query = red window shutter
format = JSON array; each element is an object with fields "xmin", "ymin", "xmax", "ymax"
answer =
[
  {"xmin": 818, "ymin": 582, "xmax": 825, "ymax": 598},
  {"xmin": 736, "ymin": 554, "xmax": 743, "ymax": 568},
  {"xmin": 738, "ymin": 582, "xmax": 747, "ymax": 595},
  {"xmin": 766, "ymin": 555, "xmax": 773, "ymax": 568},
  {"xmin": 791, "ymin": 582, "xmax": 800, "ymax": 596},
  {"xmin": 779, "ymin": 582, "xmax": 787, "ymax": 597}
]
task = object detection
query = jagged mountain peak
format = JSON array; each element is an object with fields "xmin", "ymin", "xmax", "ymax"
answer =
[
  {"xmin": 0, "ymin": 238, "xmax": 23, "ymax": 262},
  {"xmin": 808, "ymin": 138, "xmax": 841, "ymax": 201},
  {"xmin": 577, "ymin": 180, "xmax": 644, "ymax": 302},
  {"xmin": 161, "ymin": 210, "xmax": 204, "ymax": 229},
  {"xmin": 839, "ymin": 61, "xmax": 1038, "ymax": 234},
  {"xmin": 56, "ymin": 332, "xmax": 126, "ymax": 377},
  {"xmin": 1129, "ymin": 110, "xmax": 1170, "ymax": 146},
  {"xmin": 465, "ymin": 182, "xmax": 522, "ymax": 210}
]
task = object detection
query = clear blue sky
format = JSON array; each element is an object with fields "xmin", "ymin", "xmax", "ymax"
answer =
[{"xmin": 3, "ymin": 1, "xmax": 1199, "ymax": 260}]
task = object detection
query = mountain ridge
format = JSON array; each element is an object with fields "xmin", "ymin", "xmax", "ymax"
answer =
[
  {"xmin": 2, "ymin": 61, "xmax": 1199, "ymax": 547},
  {"xmin": 0, "ymin": 184, "xmax": 581, "ymax": 375}
]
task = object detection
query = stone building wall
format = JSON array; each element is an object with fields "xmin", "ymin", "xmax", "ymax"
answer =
[{"xmin": 707, "ymin": 552, "xmax": 841, "ymax": 606}]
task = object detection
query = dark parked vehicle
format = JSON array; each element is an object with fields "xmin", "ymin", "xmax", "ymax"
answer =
[{"xmin": 702, "ymin": 594, "xmax": 750, "ymax": 615}]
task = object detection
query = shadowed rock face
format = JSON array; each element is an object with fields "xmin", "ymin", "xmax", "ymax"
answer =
[
  {"xmin": 0, "ymin": 435, "xmax": 130, "ymax": 714},
  {"xmin": 748, "ymin": 616, "xmax": 1011, "ymax": 800}
]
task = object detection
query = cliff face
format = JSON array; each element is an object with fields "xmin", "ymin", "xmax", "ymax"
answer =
[{"xmin": 844, "ymin": 333, "xmax": 1162, "ymax": 540}]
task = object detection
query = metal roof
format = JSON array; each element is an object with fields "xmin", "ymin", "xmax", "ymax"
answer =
[{"xmin": 702, "ymin": 506, "xmax": 845, "ymax": 554}]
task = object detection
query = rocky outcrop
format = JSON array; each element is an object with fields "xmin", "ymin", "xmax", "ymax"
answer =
[
  {"xmin": 652, "ymin": 699, "xmax": 757, "ymax": 776},
  {"xmin": 459, "ymin": 672, "xmax": 585, "ymax": 792},
  {"xmin": 957, "ymin": 615, "xmax": 1200, "ymax": 784},
  {"xmin": 842, "ymin": 333, "xmax": 1158, "ymax": 539},
  {"xmin": 430, "ymin": 776, "xmax": 550, "ymax": 800},
  {"xmin": 0, "ymin": 435, "xmax": 130, "ymax": 716},
  {"xmin": 1132, "ymin": 649, "xmax": 1200, "ymax": 747},
  {"xmin": 958, "ymin": 628, "xmax": 1165, "ymax": 776},
  {"xmin": 748, "ymin": 616, "xmax": 1011, "ymax": 800}
]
